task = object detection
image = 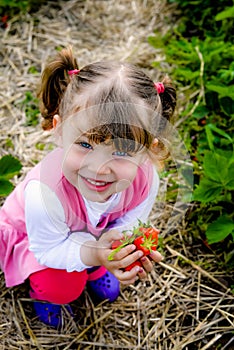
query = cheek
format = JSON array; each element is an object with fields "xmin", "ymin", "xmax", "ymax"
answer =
[
  {"xmin": 112, "ymin": 162, "xmax": 139, "ymax": 194},
  {"xmin": 62, "ymin": 147, "xmax": 83, "ymax": 174},
  {"xmin": 114, "ymin": 161, "xmax": 139, "ymax": 181}
]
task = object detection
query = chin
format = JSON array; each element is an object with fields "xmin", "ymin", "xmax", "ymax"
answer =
[{"xmin": 80, "ymin": 190, "xmax": 110, "ymax": 203}]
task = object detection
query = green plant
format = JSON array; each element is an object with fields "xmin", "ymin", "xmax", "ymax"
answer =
[
  {"xmin": 21, "ymin": 91, "xmax": 40, "ymax": 126},
  {"xmin": 0, "ymin": 155, "xmax": 22, "ymax": 196},
  {"xmin": 148, "ymin": 0, "xmax": 234, "ymax": 266},
  {"xmin": 0, "ymin": 0, "xmax": 29, "ymax": 13},
  {"xmin": 0, "ymin": 0, "xmax": 49, "ymax": 17},
  {"xmin": 168, "ymin": 0, "xmax": 234, "ymax": 40},
  {"xmin": 193, "ymin": 126, "xmax": 234, "ymax": 242}
]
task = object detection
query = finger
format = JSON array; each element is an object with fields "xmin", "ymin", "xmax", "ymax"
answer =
[
  {"xmin": 113, "ymin": 244, "xmax": 136, "ymax": 260},
  {"xmin": 99, "ymin": 229, "xmax": 124, "ymax": 248},
  {"xmin": 116, "ymin": 250, "xmax": 144, "ymax": 270},
  {"xmin": 149, "ymin": 250, "xmax": 163, "ymax": 263},
  {"xmin": 116, "ymin": 264, "xmax": 140, "ymax": 283},
  {"xmin": 140, "ymin": 256, "xmax": 153, "ymax": 273},
  {"xmin": 121, "ymin": 277, "xmax": 138, "ymax": 285},
  {"xmin": 106, "ymin": 229, "xmax": 124, "ymax": 242},
  {"xmin": 138, "ymin": 267, "xmax": 147, "ymax": 279}
]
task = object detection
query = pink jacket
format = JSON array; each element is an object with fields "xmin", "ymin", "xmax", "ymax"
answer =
[{"xmin": 0, "ymin": 148, "xmax": 154, "ymax": 286}]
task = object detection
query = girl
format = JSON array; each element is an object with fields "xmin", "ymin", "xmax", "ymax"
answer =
[{"xmin": 0, "ymin": 47, "xmax": 176, "ymax": 328}]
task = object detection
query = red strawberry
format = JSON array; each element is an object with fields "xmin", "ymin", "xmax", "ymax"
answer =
[
  {"xmin": 134, "ymin": 227, "xmax": 159, "ymax": 255},
  {"xmin": 1, "ymin": 15, "xmax": 8, "ymax": 29},
  {"xmin": 124, "ymin": 260, "xmax": 142, "ymax": 271},
  {"xmin": 110, "ymin": 240, "xmax": 143, "ymax": 271},
  {"xmin": 108, "ymin": 221, "xmax": 160, "ymax": 262},
  {"xmin": 111, "ymin": 240, "xmax": 123, "ymax": 250},
  {"xmin": 108, "ymin": 238, "xmax": 130, "ymax": 261}
]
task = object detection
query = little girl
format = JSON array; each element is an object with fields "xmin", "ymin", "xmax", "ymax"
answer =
[{"xmin": 0, "ymin": 47, "xmax": 176, "ymax": 328}]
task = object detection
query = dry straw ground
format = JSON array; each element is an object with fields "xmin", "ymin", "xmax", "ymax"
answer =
[{"xmin": 0, "ymin": 1, "xmax": 233, "ymax": 349}]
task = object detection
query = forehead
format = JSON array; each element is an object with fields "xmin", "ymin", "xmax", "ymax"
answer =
[
  {"xmin": 64, "ymin": 101, "xmax": 154, "ymax": 127},
  {"xmin": 62, "ymin": 109, "xmax": 94, "ymax": 142},
  {"xmin": 61, "ymin": 102, "xmax": 157, "ymax": 152}
]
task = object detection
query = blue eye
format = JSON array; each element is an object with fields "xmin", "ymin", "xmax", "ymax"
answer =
[
  {"xmin": 113, "ymin": 151, "xmax": 130, "ymax": 157},
  {"xmin": 78, "ymin": 142, "xmax": 92, "ymax": 149}
]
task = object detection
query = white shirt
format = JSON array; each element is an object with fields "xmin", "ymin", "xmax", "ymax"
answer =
[{"xmin": 25, "ymin": 169, "xmax": 159, "ymax": 272}]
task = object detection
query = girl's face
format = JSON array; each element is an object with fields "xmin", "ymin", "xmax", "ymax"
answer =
[{"xmin": 59, "ymin": 116, "xmax": 148, "ymax": 203}]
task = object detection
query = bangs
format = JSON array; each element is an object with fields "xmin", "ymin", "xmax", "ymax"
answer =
[
  {"xmin": 80, "ymin": 100, "xmax": 155, "ymax": 153},
  {"xmin": 85, "ymin": 123, "xmax": 153, "ymax": 153}
]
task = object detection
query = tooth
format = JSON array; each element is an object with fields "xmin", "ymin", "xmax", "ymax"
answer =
[{"xmin": 87, "ymin": 178, "xmax": 107, "ymax": 186}]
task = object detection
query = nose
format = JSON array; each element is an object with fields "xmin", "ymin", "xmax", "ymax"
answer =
[{"xmin": 85, "ymin": 148, "xmax": 112, "ymax": 175}]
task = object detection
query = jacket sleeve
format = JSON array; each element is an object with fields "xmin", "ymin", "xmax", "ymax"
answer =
[{"xmin": 25, "ymin": 180, "xmax": 96, "ymax": 272}]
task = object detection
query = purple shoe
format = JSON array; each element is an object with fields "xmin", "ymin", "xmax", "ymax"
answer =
[
  {"xmin": 33, "ymin": 301, "xmax": 73, "ymax": 328},
  {"xmin": 87, "ymin": 271, "xmax": 120, "ymax": 303}
]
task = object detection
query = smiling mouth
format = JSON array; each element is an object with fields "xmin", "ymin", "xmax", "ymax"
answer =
[
  {"xmin": 79, "ymin": 175, "xmax": 114, "ymax": 190},
  {"xmin": 85, "ymin": 178, "xmax": 110, "ymax": 186}
]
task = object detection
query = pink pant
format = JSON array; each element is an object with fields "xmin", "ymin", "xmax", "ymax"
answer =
[{"xmin": 29, "ymin": 266, "xmax": 107, "ymax": 304}]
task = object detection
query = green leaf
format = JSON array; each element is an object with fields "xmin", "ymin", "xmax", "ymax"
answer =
[
  {"xmin": 175, "ymin": 67, "xmax": 200, "ymax": 80},
  {"xmin": 226, "ymin": 180, "xmax": 234, "ymax": 190},
  {"xmin": 205, "ymin": 126, "xmax": 215, "ymax": 151},
  {"xmin": 220, "ymin": 97, "xmax": 234, "ymax": 117},
  {"xmin": 0, "ymin": 179, "xmax": 14, "ymax": 196},
  {"xmin": 192, "ymin": 105, "xmax": 209, "ymax": 118},
  {"xmin": 226, "ymin": 162, "xmax": 234, "ymax": 189},
  {"xmin": 202, "ymin": 151, "xmax": 234, "ymax": 187},
  {"xmin": 0, "ymin": 155, "xmax": 22, "ymax": 179},
  {"xmin": 205, "ymin": 124, "xmax": 233, "ymax": 144},
  {"xmin": 206, "ymin": 215, "xmax": 234, "ymax": 244},
  {"xmin": 206, "ymin": 83, "xmax": 234, "ymax": 99},
  {"xmin": 193, "ymin": 178, "xmax": 222, "ymax": 202},
  {"xmin": 148, "ymin": 35, "xmax": 164, "ymax": 49},
  {"xmin": 215, "ymin": 7, "xmax": 234, "ymax": 21}
]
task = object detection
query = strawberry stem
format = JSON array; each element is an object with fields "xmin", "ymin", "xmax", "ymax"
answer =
[
  {"xmin": 108, "ymin": 233, "xmax": 135, "ymax": 261},
  {"xmin": 107, "ymin": 221, "xmax": 158, "ymax": 260}
]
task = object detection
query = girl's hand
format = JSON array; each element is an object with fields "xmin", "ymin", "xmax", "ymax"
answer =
[
  {"xmin": 96, "ymin": 230, "xmax": 145, "ymax": 285},
  {"xmin": 137, "ymin": 250, "xmax": 163, "ymax": 278},
  {"xmin": 81, "ymin": 229, "xmax": 163, "ymax": 284}
]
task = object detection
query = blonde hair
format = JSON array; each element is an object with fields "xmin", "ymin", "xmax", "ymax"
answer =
[{"xmin": 38, "ymin": 46, "xmax": 177, "ymax": 161}]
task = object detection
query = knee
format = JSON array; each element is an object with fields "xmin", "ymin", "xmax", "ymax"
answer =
[{"xmin": 29, "ymin": 268, "xmax": 88, "ymax": 304}]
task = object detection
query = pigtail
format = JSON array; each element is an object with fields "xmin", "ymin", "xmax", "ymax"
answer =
[
  {"xmin": 149, "ymin": 76, "xmax": 177, "ymax": 164},
  {"xmin": 159, "ymin": 76, "xmax": 177, "ymax": 124},
  {"xmin": 38, "ymin": 46, "xmax": 79, "ymax": 130}
]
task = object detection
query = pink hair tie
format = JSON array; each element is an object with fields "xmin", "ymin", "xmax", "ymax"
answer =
[
  {"xmin": 154, "ymin": 82, "xmax": 165, "ymax": 94},
  {"xmin": 68, "ymin": 69, "xmax": 80, "ymax": 76}
]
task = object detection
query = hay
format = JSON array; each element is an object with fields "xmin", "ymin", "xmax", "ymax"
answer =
[{"xmin": 0, "ymin": 1, "xmax": 233, "ymax": 349}]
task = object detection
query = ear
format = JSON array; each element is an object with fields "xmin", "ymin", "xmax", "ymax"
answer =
[
  {"xmin": 53, "ymin": 114, "xmax": 62, "ymax": 129},
  {"xmin": 52, "ymin": 114, "xmax": 63, "ymax": 147},
  {"xmin": 151, "ymin": 138, "xmax": 158, "ymax": 149},
  {"xmin": 148, "ymin": 138, "xmax": 159, "ymax": 157}
]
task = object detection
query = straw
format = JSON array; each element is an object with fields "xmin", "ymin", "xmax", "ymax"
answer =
[{"xmin": 0, "ymin": 1, "xmax": 233, "ymax": 349}]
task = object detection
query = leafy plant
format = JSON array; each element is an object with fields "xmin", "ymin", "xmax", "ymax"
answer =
[
  {"xmin": 21, "ymin": 91, "xmax": 40, "ymax": 126},
  {"xmin": 193, "ymin": 126, "xmax": 234, "ymax": 241},
  {"xmin": 148, "ymin": 0, "xmax": 234, "ymax": 266},
  {"xmin": 0, "ymin": 155, "xmax": 22, "ymax": 196},
  {"xmin": 0, "ymin": 0, "xmax": 66, "ymax": 17},
  {"xmin": 0, "ymin": 0, "xmax": 49, "ymax": 17},
  {"xmin": 0, "ymin": 0, "xmax": 29, "ymax": 13},
  {"xmin": 188, "ymin": 125, "xmax": 234, "ymax": 266},
  {"xmin": 167, "ymin": 0, "xmax": 234, "ymax": 40}
]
